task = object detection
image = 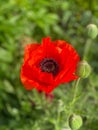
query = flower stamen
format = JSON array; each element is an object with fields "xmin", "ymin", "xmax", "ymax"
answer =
[{"xmin": 40, "ymin": 58, "xmax": 59, "ymax": 76}]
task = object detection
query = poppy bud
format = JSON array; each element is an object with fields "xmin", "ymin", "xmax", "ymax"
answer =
[
  {"xmin": 75, "ymin": 60, "xmax": 91, "ymax": 78},
  {"xmin": 86, "ymin": 24, "xmax": 98, "ymax": 39},
  {"xmin": 69, "ymin": 114, "xmax": 83, "ymax": 130}
]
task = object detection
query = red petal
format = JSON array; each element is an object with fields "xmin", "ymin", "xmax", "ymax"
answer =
[
  {"xmin": 20, "ymin": 62, "xmax": 55, "ymax": 92},
  {"xmin": 41, "ymin": 37, "xmax": 61, "ymax": 64},
  {"xmin": 24, "ymin": 43, "xmax": 40, "ymax": 62},
  {"xmin": 54, "ymin": 40, "xmax": 68, "ymax": 49},
  {"xmin": 54, "ymin": 41, "xmax": 80, "ymax": 83}
]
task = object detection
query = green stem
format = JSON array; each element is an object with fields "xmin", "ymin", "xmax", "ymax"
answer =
[
  {"xmin": 83, "ymin": 39, "xmax": 92, "ymax": 60},
  {"xmin": 55, "ymin": 109, "xmax": 61, "ymax": 130},
  {"xmin": 66, "ymin": 78, "xmax": 81, "ymax": 127},
  {"xmin": 71, "ymin": 78, "xmax": 81, "ymax": 106}
]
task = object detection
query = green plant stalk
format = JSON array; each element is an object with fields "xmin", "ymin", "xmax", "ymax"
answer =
[
  {"xmin": 71, "ymin": 78, "xmax": 81, "ymax": 106},
  {"xmin": 83, "ymin": 39, "xmax": 92, "ymax": 60},
  {"xmin": 55, "ymin": 111, "xmax": 61, "ymax": 130},
  {"xmin": 66, "ymin": 78, "xmax": 81, "ymax": 128},
  {"xmin": 55, "ymin": 78, "xmax": 81, "ymax": 129}
]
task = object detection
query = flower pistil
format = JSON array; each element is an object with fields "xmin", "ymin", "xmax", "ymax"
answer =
[{"xmin": 40, "ymin": 58, "xmax": 59, "ymax": 76}]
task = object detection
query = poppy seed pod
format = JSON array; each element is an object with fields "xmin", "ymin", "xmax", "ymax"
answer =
[
  {"xmin": 87, "ymin": 24, "xmax": 98, "ymax": 39},
  {"xmin": 75, "ymin": 60, "xmax": 91, "ymax": 78},
  {"xmin": 69, "ymin": 114, "xmax": 83, "ymax": 130}
]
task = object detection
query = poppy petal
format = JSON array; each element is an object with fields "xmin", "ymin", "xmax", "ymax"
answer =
[
  {"xmin": 24, "ymin": 43, "xmax": 40, "ymax": 62},
  {"xmin": 41, "ymin": 37, "xmax": 61, "ymax": 63}
]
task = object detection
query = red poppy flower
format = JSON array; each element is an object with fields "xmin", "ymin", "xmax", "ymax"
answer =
[{"xmin": 20, "ymin": 37, "xmax": 80, "ymax": 93}]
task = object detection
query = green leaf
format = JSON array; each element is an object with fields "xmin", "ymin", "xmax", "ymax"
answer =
[{"xmin": 0, "ymin": 47, "xmax": 13, "ymax": 62}]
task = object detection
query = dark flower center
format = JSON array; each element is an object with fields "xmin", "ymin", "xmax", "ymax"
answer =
[{"xmin": 40, "ymin": 58, "xmax": 59, "ymax": 76}]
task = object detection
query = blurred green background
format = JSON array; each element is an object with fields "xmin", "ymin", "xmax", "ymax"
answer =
[{"xmin": 0, "ymin": 0, "xmax": 98, "ymax": 130}]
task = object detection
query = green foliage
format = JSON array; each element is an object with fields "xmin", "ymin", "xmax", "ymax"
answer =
[{"xmin": 0, "ymin": 0, "xmax": 98, "ymax": 130}]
